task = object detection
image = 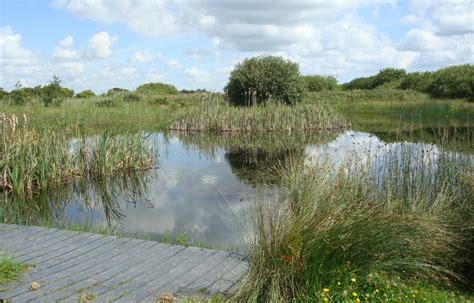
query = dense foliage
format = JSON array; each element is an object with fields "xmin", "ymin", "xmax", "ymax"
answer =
[
  {"xmin": 301, "ymin": 75, "xmax": 338, "ymax": 92},
  {"xmin": 343, "ymin": 64, "xmax": 473, "ymax": 100},
  {"xmin": 1, "ymin": 76, "xmax": 74, "ymax": 106},
  {"xmin": 135, "ymin": 82, "xmax": 178, "ymax": 95},
  {"xmin": 225, "ymin": 56, "xmax": 305, "ymax": 106},
  {"xmin": 427, "ymin": 64, "xmax": 474, "ymax": 100},
  {"xmin": 76, "ymin": 90, "xmax": 96, "ymax": 98}
]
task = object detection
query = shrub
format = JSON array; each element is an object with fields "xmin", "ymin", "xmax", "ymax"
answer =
[
  {"xmin": 76, "ymin": 90, "xmax": 96, "ymax": 98},
  {"xmin": 225, "ymin": 56, "xmax": 305, "ymax": 106},
  {"xmin": 427, "ymin": 64, "xmax": 474, "ymax": 100},
  {"xmin": 301, "ymin": 75, "xmax": 338, "ymax": 92},
  {"xmin": 107, "ymin": 88, "xmax": 129, "ymax": 95},
  {"xmin": 122, "ymin": 93, "xmax": 142, "ymax": 103},
  {"xmin": 0, "ymin": 88, "xmax": 8, "ymax": 100},
  {"xmin": 399, "ymin": 71, "xmax": 434, "ymax": 92},
  {"xmin": 342, "ymin": 76, "xmax": 375, "ymax": 90},
  {"xmin": 135, "ymin": 82, "xmax": 178, "ymax": 95},
  {"xmin": 95, "ymin": 97, "xmax": 120, "ymax": 107},
  {"xmin": 371, "ymin": 68, "xmax": 406, "ymax": 88}
]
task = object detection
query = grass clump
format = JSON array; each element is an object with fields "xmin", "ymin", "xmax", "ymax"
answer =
[
  {"xmin": 170, "ymin": 101, "xmax": 349, "ymax": 132},
  {"xmin": 0, "ymin": 113, "xmax": 155, "ymax": 201},
  {"xmin": 0, "ymin": 254, "xmax": 26, "ymax": 285},
  {"xmin": 235, "ymin": 146, "xmax": 473, "ymax": 301}
]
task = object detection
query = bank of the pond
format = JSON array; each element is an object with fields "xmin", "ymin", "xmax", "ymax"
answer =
[{"xmin": 234, "ymin": 146, "xmax": 474, "ymax": 302}]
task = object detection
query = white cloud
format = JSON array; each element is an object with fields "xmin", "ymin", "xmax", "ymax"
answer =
[
  {"xmin": 53, "ymin": 0, "xmax": 177, "ymax": 36},
  {"xmin": 166, "ymin": 59, "xmax": 183, "ymax": 69},
  {"xmin": 130, "ymin": 51, "xmax": 161, "ymax": 63},
  {"xmin": 407, "ymin": 0, "xmax": 474, "ymax": 36},
  {"xmin": 84, "ymin": 31, "xmax": 117, "ymax": 59},
  {"xmin": 61, "ymin": 62, "xmax": 85, "ymax": 75},
  {"xmin": 146, "ymin": 69, "xmax": 165, "ymax": 82},
  {"xmin": 185, "ymin": 67, "xmax": 210, "ymax": 81},
  {"xmin": 397, "ymin": 28, "xmax": 449, "ymax": 52},
  {"xmin": 52, "ymin": 35, "xmax": 80, "ymax": 60},
  {"xmin": 120, "ymin": 66, "xmax": 138, "ymax": 76},
  {"xmin": 0, "ymin": 26, "xmax": 37, "ymax": 66}
]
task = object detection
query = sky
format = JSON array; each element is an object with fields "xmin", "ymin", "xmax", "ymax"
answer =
[{"xmin": 0, "ymin": 0, "xmax": 473, "ymax": 93}]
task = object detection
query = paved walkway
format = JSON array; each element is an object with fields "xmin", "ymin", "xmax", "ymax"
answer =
[{"xmin": 0, "ymin": 224, "xmax": 248, "ymax": 302}]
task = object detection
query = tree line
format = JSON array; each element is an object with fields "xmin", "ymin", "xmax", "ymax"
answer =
[{"xmin": 1, "ymin": 57, "xmax": 472, "ymax": 107}]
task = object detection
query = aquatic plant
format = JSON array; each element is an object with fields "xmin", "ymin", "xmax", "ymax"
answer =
[
  {"xmin": 0, "ymin": 113, "xmax": 155, "ymax": 201},
  {"xmin": 235, "ymin": 144, "xmax": 473, "ymax": 301},
  {"xmin": 170, "ymin": 101, "xmax": 349, "ymax": 132}
]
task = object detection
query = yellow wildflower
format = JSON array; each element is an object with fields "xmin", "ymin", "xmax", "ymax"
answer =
[
  {"xmin": 352, "ymin": 292, "xmax": 359, "ymax": 297},
  {"xmin": 351, "ymin": 277, "xmax": 357, "ymax": 283},
  {"xmin": 323, "ymin": 297, "xmax": 329, "ymax": 303},
  {"xmin": 323, "ymin": 288, "xmax": 330, "ymax": 293},
  {"xmin": 337, "ymin": 282, "xmax": 341, "ymax": 286},
  {"xmin": 375, "ymin": 289, "xmax": 380, "ymax": 293},
  {"xmin": 355, "ymin": 299, "xmax": 361, "ymax": 303}
]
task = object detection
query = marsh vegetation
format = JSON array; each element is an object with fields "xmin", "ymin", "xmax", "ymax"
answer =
[{"xmin": 0, "ymin": 58, "xmax": 473, "ymax": 301}]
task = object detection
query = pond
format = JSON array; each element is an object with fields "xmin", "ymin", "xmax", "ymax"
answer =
[{"xmin": 3, "ymin": 130, "xmax": 473, "ymax": 250}]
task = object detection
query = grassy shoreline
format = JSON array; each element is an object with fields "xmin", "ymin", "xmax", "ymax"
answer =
[{"xmin": 234, "ymin": 150, "xmax": 473, "ymax": 302}]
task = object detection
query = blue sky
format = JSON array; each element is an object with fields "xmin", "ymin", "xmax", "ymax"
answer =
[{"xmin": 1, "ymin": 0, "xmax": 473, "ymax": 93}]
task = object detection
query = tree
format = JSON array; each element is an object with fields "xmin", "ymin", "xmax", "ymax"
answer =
[
  {"xmin": 371, "ymin": 68, "xmax": 406, "ymax": 88},
  {"xmin": 302, "ymin": 75, "xmax": 338, "ymax": 92},
  {"xmin": 427, "ymin": 64, "xmax": 473, "ymax": 100},
  {"xmin": 41, "ymin": 75, "xmax": 73, "ymax": 106},
  {"xmin": 225, "ymin": 56, "xmax": 305, "ymax": 106}
]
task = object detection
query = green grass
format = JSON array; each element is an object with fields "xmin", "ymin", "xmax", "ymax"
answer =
[
  {"xmin": 0, "ymin": 254, "xmax": 26, "ymax": 285},
  {"xmin": 234, "ymin": 143, "xmax": 473, "ymax": 302},
  {"xmin": 170, "ymin": 101, "xmax": 349, "ymax": 132},
  {"xmin": 305, "ymin": 90, "xmax": 474, "ymax": 135},
  {"xmin": 0, "ymin": 113, "xmax": 155, "ymax": 200}
]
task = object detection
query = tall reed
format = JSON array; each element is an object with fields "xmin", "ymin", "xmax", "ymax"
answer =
[
  {"xmin": 235, "ymin": 144, "xmax": 473, "ymax": 301},
  {"xmin": 170, "ymin": 101, "xmax": 349, "ymax": 132},
  {"xmin": 0, "ymin": 113, "xmax": 155, "ymax": 202}
]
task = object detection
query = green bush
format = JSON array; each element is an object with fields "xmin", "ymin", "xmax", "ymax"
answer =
[
  {"xmin": 95, "ymin": 97, "xmax": 120, "ymax": 107},
  {"xmin": 135, "ymin": 82, "xmax": 178, "ymax": 95},
  {"xmin": 302, "ymin": 75, "xmax": 338, "ymax": 92},
  {"xmin": 122, "ymin": 93, "xmax": 142, "ymax": 103},
  {"xmin": 107, "ymin": 88, "xmax": 129, "ymax": 95},
  {"xmin": 399, "ymin": 71, "xmax": 434, "ymax": 92},
  {"xmin": 41, "ymin": 76, "xmax": 73, "ymax": 107},
  {"xmin": 225, "ymin": 56, "xmax": 305, "ymax": 106},
  {"xmin": 76, "ymin": 90, "xmax": 96, "ymax": 98},
  {"xmin": 342, "ymin": 76, "xmax": 375, "ymax": 90},
  {"xmin": 427, "ymin": 64, "xmax": 474, "ymax": 100},
  {"xmin": 372, "ymin": 68, "xmax": 406, "ymax": 88},
  {"xmin": 0, "ymin": 88, "xmax": 8, "ymax": 100}
]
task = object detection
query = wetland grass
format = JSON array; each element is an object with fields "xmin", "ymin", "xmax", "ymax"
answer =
[
  {"xmin": 170, "ymin": 101, "xmax": 349, "ymax": 132},
  {"xmin": 0, "ymin": 253, "xmax": 26, "ymax": 285},
  {"xmin": 0, "ymin": 113, "xmax": 155, "ymax": 202},
  {"xmin": 235, "ymin": 144, "xmax": 473, "ymax": 302}
]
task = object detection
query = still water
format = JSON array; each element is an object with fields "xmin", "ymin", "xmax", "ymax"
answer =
[{"xmin": 56, "ymin": 130, "xmax": 471, "ymax": 249}]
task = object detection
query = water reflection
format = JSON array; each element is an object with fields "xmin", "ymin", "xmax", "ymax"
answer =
[{"xmin": 1, "ymin": 130, "xmax": 472, "ymax": 249}]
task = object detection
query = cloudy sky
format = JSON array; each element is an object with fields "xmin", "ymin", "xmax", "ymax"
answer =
[{"xmin": 1, "ymin": 0, "xmax": 473, "ymax": 93}]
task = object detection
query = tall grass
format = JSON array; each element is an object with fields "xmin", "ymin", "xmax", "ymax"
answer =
[
  {"xmin": 0, "ymin": 113, "xmax": 155, "ymax": 202},
  {"xmin": 235, "ymin": 143, "xmax": 473, "ymax": 301},
  {"xmin": 170, "ymin": 101, "xmax": 349, "ymax": 132}
]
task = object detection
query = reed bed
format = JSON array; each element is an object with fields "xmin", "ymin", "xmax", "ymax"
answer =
[
  {"xmin": 235, "ymin": 144, "xmax": 473, "ymax": 302},
  {"xmin": 170, "ymin": 102, "xmax": 349, "ymax": 132},
  {"xmin": 0, "ymin": 113, "xmax": 155, "ymax": 201}
]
